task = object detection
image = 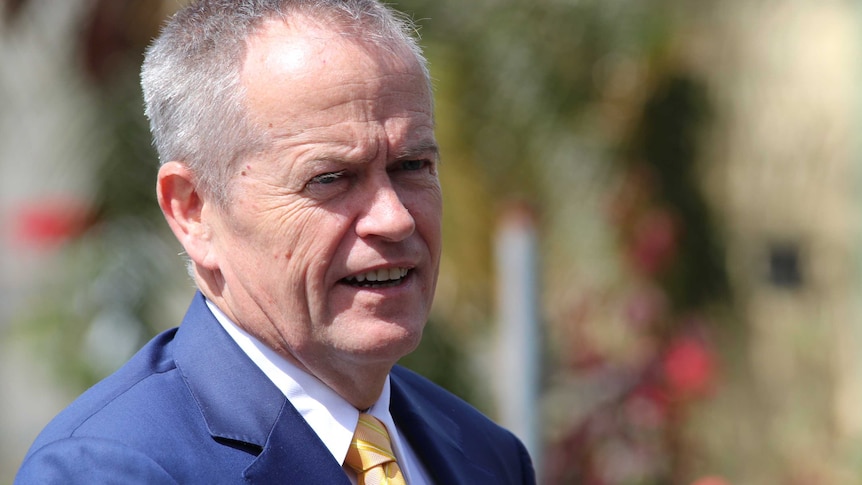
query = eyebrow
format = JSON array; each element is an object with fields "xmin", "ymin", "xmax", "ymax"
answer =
[{"xmin": 395, "ymin": 140, "xmax": 440, "ymax": 161}]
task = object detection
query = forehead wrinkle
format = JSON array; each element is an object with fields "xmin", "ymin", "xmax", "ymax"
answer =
[
  {"xmin": 311, "ymin": 79, "xmax": 428, "ymax": 120},
  {"xmin": 264, "ymin": 85, "xmax": 425, "ymax": 136},
  {"xmin": 265, "ymin": 100, "xmax": 431, "ymax": 156},
  {"xmin": 281, "ymin": 130, "xmax": 383, "ymax": 165}
]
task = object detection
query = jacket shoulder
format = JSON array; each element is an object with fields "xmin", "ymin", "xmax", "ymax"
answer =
[
  {"xmin": 27, "ymin": 328, "xmax": 182, "ymax": 448},
  {"xmin": 390, "ymin": 365, "xmax": 536, "ymax": 484},
  {"xmin": 16, "ymin": 437, "xmax": 179, "ymax": 484},
  {"xmin": 390, "ymin": 365, "xmax": 487, "ymax": 416}
]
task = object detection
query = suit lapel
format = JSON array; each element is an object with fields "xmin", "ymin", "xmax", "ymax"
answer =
[
  {"xmin": 390, "ymin": 369, "xmax": 496, "ymax": 484},
  {"xmin": 173, "ymin": 292, "xmax": 350, "ymax": 483},
  {"xmin": 242, "ymin": 399, "xmax": 351, "ymax": 483}
]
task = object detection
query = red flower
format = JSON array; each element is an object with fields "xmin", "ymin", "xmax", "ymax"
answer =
[
  {"xmin": 662, "ymin": 335, "xmax": 715, "ymax": 401},
  {"xmin": 15, "ymin": 197, "xmax": 93, "ymax": 248}
]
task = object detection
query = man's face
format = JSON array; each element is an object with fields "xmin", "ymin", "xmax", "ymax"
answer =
[{"xmin": 200, "ymin": 19, "xmax": 441, "ymax": 372}]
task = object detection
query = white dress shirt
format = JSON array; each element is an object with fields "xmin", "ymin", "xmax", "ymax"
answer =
[{"xmin": 206, "ymin": 300, "xmax": 430, "ymax": 484}]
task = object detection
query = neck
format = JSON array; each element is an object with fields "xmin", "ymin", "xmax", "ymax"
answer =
[{"xmin": 291, "ymin": 353, "xmax": 393, "ymax": 410}]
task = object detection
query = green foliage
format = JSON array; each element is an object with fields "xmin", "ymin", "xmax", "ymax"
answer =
[
  {"xmin": 628, "ymin": 73, "xmax": 729, "ymax": 313},
  {"xmin": 398, "ymin": 318, "xmax": 479, "ymax": 407}
]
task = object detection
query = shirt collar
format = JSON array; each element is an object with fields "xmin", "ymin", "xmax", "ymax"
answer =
[{"xmin": 204, "ymin": 299, "xmax": 394, "ymax": 465}]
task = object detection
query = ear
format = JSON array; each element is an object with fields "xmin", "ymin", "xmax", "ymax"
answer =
[{"xmin": 156, "ymin": 161, "xmax": 219, "ymax": 270}]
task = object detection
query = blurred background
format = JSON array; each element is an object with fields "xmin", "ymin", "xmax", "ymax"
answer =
[{"xmin": 2, "ymin": 0, "xmax": 861, "ymax": 483}]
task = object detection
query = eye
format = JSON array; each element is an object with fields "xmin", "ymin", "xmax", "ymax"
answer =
[
  {"xmin": 401, "ymin": 159, "xmax": 425, "ymax": 171},
  {"xmin": 401, "ymin": 160, "xmax": 425, "ymax": 170},
  {"xmin": 309, "ymin": 171, "xmax": 346, "ymax": 185},
  {"xmin": 305, "ymin": 170, "xmax": 352, "ymax": 199}
]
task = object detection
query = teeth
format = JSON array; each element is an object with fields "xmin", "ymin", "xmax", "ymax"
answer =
[{"xmin": 347, "ymin": 267, "xmax": 409, "ymax": 284}]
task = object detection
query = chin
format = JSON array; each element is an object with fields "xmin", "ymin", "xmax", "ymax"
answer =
[{"xmin": 346, "ymin": 320, "xmax": 424, "ymax": 361}]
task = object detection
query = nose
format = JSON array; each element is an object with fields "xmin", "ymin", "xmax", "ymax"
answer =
[{"xmin": 355, "ymin": 182, "xmax": 416, "ymax": 242}]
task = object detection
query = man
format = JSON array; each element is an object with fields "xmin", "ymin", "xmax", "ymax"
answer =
[{"xmin": 16, "ymin": 0, "xmax": 535, "ymax": 483}]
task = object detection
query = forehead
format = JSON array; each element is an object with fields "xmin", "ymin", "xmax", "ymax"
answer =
[
  {"xmin": 241, "ymin": 18, "xmax": 429, "ymax": 116},
  {"xmin": 236, "ymin": 17, "xmax": 434, "ymax": 166}
]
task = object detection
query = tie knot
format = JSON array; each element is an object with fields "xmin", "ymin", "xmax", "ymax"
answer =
[{"xmin": 346, "ymin": 414, "xmax": 397, "ymax": 472}]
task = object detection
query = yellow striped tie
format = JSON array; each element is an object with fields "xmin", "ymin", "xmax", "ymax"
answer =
[{"xmin": 345, "ymin": 413, "xmax": 407, "ymax": 485}]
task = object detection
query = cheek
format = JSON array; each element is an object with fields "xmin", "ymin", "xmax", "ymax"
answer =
[
  {"xmin": 218, "ymin": 198, "xmax": 324, "ymax": 271},
  {"xmin": 410, "ymin": 190, "xmax": 443, "ymax": 246},
  {"xmin": 268, "ymin": 207, "xmax": 354, "ymax": 271}
]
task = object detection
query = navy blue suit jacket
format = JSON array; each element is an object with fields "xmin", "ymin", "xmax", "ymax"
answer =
[{"xmin": 16, "ymin": 292, "xmax": 535, "ymax": 484}]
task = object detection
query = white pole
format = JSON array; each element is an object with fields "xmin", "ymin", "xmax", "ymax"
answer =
[{"xmin": 495, "ymin": 203, "xmax": 541, "ymax": 471}]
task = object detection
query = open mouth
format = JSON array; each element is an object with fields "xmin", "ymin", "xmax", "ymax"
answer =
[{"xmin": 341, "ymin": 267, "xmax": 410, "ymax": 288}]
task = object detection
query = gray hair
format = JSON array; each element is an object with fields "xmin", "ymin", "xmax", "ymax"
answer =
[{"xmin": 141, "ymin": 0, "xmax": 430, "ymax": 207}]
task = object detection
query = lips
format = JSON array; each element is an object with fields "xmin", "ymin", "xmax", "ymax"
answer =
[{"xmin": 342, "ymin": 267, "xmax": 410, "ymax": 288}]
